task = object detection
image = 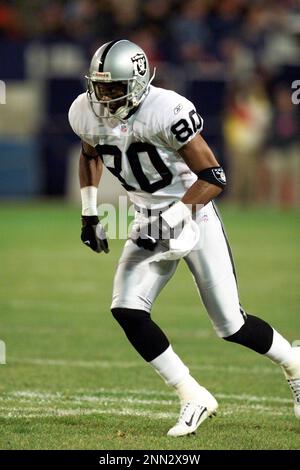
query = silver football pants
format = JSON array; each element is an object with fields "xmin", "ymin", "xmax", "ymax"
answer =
[{"xmin": 111, "ymin": 202, "xmax": 245, "ymax": 337}]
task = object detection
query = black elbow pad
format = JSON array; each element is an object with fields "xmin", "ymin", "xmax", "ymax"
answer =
[{"xmin": 197, "ymin": 166, "xmax": 226, "ymax": 189}]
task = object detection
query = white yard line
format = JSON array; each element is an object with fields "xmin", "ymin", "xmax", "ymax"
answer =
[
  {"xmin": 0, "ymin": 389, "xmax": 292, "ymax": 408},
  {"xmin": 2, "ymin": 391, "xmax": 174, "ymax": 407},
  {"xmin": 1, "ymin": 355, "xmax": 293, "ymax": 423},
  {"xmin": 0, "ymin": 386, "xmax": 292, "ymax": 420},
  {"xmin": 0, "ymin": 406, "xmax": 178, "ymax": 420},
  {"xmin": 10, "ymin": 358, "xmax": 134, "ymax": 368},
  {"xmin": 9, "ymin": 357, "xmax": 279, "ymax": 375},
  {"xmin": 215, "ymin": 393, "xmax": 291, "ymax": 404},
  {"xmin": 0, "ymin": 402, "xmax": 288, "ymax": 420}
]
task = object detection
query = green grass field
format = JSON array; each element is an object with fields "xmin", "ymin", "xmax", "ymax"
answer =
[{"xmin": 0, "ymin": 202, "xmax": 299, "ymax": 450}]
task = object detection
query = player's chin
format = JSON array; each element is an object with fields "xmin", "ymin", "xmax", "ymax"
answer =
[{"xmin": 109, "ymin": 101, "xmax": 126, "ymax": 115}]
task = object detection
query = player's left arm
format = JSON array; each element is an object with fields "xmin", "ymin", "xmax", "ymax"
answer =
[
  {"xmin": 153, "ymin": 133, "xmax": 225, "ymax": 240},
  {"xmin": 135, "ymin": 134, "xmax": 226, "ymax": 251},
  {"xmin": 179, "ymin": 133, "xmax": 226, "ymax": 209}
]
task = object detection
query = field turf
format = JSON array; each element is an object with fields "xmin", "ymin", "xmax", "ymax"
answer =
[{"xmin": 0, "ymin": 202, "xmax": 299, "ymax": 450}]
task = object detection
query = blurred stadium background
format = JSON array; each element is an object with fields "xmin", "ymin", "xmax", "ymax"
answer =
[
  {"xmin": 1, "ymin": 0, "xmax": 300, "ymax": 450},
  {"xmin": 1, "ymin": 0, "xmax": 300, "ymax": 205}
]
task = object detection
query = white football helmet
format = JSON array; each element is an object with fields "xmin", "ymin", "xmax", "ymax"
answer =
[{"xmin": 86, "ymin": 39, "xmax": 155, "ymax": 120}]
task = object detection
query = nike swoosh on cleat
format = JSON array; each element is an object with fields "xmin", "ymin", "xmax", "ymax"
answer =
[
  {"xmin": 185, "ymin": 407, "xmax": 207, "ymax": 427},
  {"xmin": 185, "ymin": 411, "xmax": 196, "ymax": 427},
  {"xmin": 84, "ymin": 241, "xmax": 91, "ymax": 245},
  {"xmin": 196, "ymin": 407, "xmax": 207, "ymax": 425}
]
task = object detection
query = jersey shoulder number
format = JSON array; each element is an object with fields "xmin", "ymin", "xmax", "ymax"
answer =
[{"xmin": 147, "ymin": 87, "xmax": 203, "ymax": 150}]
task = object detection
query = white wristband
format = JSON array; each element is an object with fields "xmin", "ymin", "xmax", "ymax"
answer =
[
  {"xmin": 160, "ymin": 201, "xmax": 191, "ymax": 228},
  {"xmin": 81, "ymin": 186, "xmax": 98, "ymax": 216}
]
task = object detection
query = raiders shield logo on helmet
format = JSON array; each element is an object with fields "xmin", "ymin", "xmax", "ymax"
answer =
[{"xmin": 131, "ymin": 53, "xmax": 147, "ymax": 77}]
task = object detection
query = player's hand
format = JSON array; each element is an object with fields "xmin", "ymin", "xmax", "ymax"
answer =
[
  {"xmin": 135, "ymin": 228, "xmax": 158, "ymax": 251},
  {"xmin": 134, "ymin": 217, "xmax": 178, "ymax": 251},
  {"xmin": 134, "ymin": 202, "xmax": 191, "ymax": 251},
  {"xmin": 81, "ymin": 215, "xmax": 109, "ymax": 253}
]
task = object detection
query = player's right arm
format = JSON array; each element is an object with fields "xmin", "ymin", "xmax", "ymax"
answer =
[
  {"xmin": 68, "ymin": 94, "xmax": 109, "ymax": 254},
  {"xmin": 79, "ymin": 141, "xmax": 109, "ymax": 254},
  {"xmin": 79, "ymin": 141, "xmax": 103, "ymax": 188}
]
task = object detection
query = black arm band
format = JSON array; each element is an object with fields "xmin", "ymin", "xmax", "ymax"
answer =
[
  {"xmin": 81, "ymin": 143, "xmax": 98, "ymax": 160},
  {"xmin": 197, "ymin": 166, "xmax": 226, "ymax": 189}
]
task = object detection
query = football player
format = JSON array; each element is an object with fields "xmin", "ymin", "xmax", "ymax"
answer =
[{"xmin": 69, "ymin": 39, "xmax": 300, "ymax": 437}]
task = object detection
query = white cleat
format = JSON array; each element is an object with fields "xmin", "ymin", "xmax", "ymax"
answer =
[
  {"xmin": 282, "ymin": 347, "xmax": 300, "ymax": 419},
  {"xmin": 287, "ymin": 379, "xmax": 300, "ymax": 419},
  {"xmin": 167, "ymin": 387, "xmax": 218, "ymax": 437}
]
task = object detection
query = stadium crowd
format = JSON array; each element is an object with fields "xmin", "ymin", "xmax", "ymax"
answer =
[
  {"xmin": 1, "ymin": 0, "xmax": 300, "ymax": 69},
  {"xmin": 0, "ymin": 0, "xmax": 300, "ymax": 205}
]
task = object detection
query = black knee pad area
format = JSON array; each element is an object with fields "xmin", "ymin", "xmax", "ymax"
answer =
[
  {"xmin": 223, "ymin": 314, "xmax": 274, "ymax": 354},
  {"xmin": 111, "ymin": 307, "xmax": 169, "ymax": 361},
  {"xmin": 112, "ymin": 307, "xmax": 149, "ymax": 327}
]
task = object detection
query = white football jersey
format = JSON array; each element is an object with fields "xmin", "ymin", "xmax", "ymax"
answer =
[{"xmin": 68, "ymin": 85, "xmax": 203, "ymax": 209}]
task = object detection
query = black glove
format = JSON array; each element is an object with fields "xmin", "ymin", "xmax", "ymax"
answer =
[
  {"xmin": 134, "ymin": 202, "xmax": 191, "ymax": 252},
  {"xmin": 136, "ymin": 230, "xmax": 158, "ymax": 251},
  {"xmin": 81, "ymin": 215, "xmax": 109, "ymax": 253},
  {"xmin": 135, "ymin": 216, "xmax": 177, "ymax": 252}
]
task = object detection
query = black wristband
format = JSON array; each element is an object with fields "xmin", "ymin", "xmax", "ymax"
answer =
[{"xmin": 81, "ymin": 215, "xmax": 99, "ymax": 226}]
